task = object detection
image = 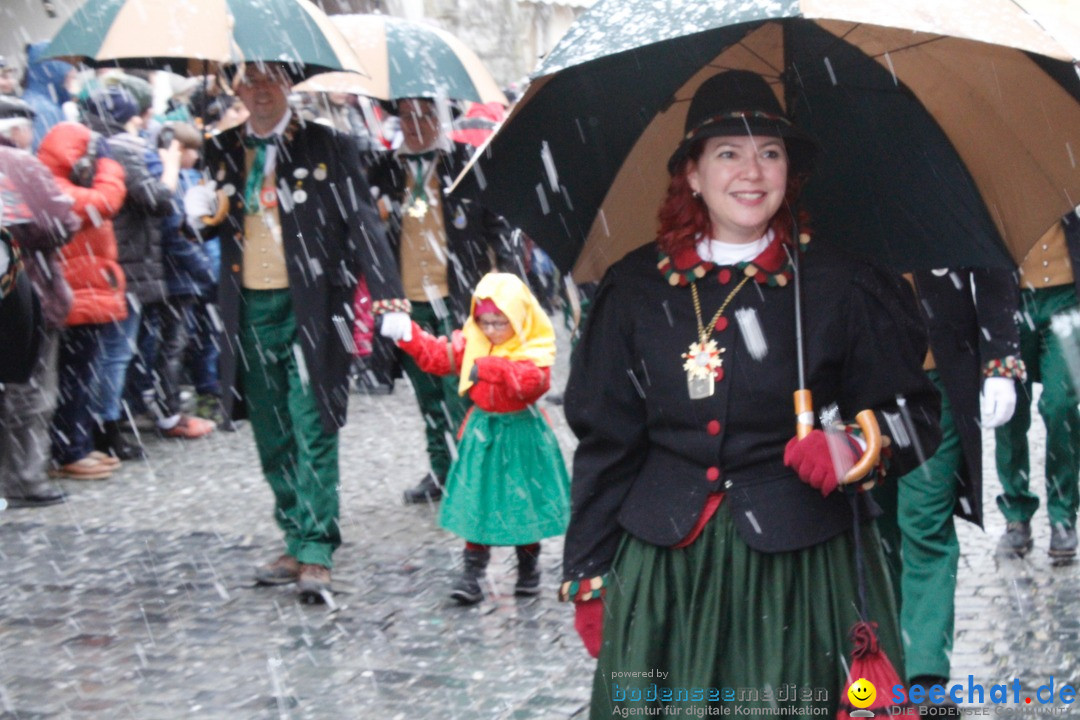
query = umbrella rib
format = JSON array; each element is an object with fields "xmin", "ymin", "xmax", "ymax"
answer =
[
  {"xmin": 715, "ymin": 38, "xmax": 783, "ymax": 79},
  {"xmin": 806, "ymin": 23, "xmax": 958, "ymax": 90},
  {"xmin": 829, "ymin": 22, "xmax": 950, "ymax": 63}
]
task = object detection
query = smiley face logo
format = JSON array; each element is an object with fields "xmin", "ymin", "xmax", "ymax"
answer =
[{"xmin": 847, "ymin": 678, "xmax": 876, "ymax": 709}]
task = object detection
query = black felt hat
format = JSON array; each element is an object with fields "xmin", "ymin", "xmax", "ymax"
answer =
[{"xmin": 668, "ymin": 70, "xmax": 818, "ymax": 175}]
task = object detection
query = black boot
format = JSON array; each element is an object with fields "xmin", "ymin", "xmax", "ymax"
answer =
[
  {"xmin": 450, "ymin": 547, "xmax": 489, "ymax": 605},
  {"xmin": 403, "ymin": 472, "xmax": 443, "ymax": 504},
  {"xmin": 514, "ymin": 544, "xmax": 542, "ymax": 596},
  {"xmin": 95, "ymin": 420, "xmax": 145, "ymax": 461}
]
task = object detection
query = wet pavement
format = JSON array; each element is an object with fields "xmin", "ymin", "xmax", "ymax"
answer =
[{"xmin": 1, "ymin": 323, "xmax": 1078, "ymax": 718}]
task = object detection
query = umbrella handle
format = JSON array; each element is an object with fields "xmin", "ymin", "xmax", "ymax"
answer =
[
  {"xmin": 840, "ymin": 410, "xmax": 882, "ymax": 486},
  {"xmin": 794, "ymin": 389, "xmax": 814, "ymax": 439}
]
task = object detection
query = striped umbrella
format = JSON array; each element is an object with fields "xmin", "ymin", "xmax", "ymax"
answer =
[
  {"xmin": 294, "ymin": 14, "xmax": 506, "ymax": 104},
  {"xmin": 43, "ymin": 0, "xmax": 365, "ymax": 79}
]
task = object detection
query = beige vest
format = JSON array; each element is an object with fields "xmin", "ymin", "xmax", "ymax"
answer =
[
  {"xmin": 1018, "ymin": 222, "xmax": 1074, "ymax": 291},
  {"xmin": 241, "ymin": 146, "xmax": 288, "ymax": 290},
  {"xmin": 399, "ymin": 160, "xmax": 450, "ymax": 303}
]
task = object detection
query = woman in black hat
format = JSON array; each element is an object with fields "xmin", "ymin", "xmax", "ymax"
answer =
[{"xmin": 560, "ymin": 70, "xmax": 942, "ymax": 716}]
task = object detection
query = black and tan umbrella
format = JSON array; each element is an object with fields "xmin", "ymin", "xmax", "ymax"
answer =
[{"xmin": 454, "ymin": 0, "xmax": 1080, "ymax": 283}]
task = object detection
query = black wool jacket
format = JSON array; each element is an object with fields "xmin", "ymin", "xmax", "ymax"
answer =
[{"xmin": 562, "ymin": 239, "xmax": 942, "ymax": 582}]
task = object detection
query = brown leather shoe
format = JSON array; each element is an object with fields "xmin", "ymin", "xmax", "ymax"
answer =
[
  {"xmin": 48, "ymin": 456, "xmax": 113, "ymax": 480},
  {"xmin": 254, "ymin": 554, "xmax": 300, "ymax": 585},
  {"xmin": 88, "ymin": 451, "xmax": 121, "ymax": 469},
  {"xmin": 297, "ymin": 563, "xmax": 332, "ymax": 601}
]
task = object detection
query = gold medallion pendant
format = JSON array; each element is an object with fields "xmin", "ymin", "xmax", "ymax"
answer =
[{"xmin": 682, "ymin": 339, "xmax": 722, "ymax": 399}]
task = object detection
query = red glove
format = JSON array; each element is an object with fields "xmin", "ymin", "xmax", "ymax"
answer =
[
  {"xmin": 473, "ymin": 355, "xmax": 511, "ymax": 383},
  {"xmin": 783, "ymin": 429, "xmax": 859, "ymax": 498},
  {"xmin": 574, "ymin": 598, "xmax": 604, "ymax": 658}
]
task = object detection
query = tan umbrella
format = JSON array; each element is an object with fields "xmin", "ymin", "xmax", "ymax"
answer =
[
  {"xmin": 295, "ymin": 14, "xmax": 506, "ymax": 104},
  {"xmin": 44, "ymin": 0, "xmax": 365, "ymax": 79}
]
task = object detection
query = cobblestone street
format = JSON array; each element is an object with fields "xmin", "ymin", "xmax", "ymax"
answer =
[{"xmin": 1, "ymin": 324, "xmax": 1078, "ymax": 718}]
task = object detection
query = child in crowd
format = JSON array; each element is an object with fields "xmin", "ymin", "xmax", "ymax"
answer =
[
  {"xmin": 395, "ymin": 272, "xmax": 570, "ymax": 604},
  {"xmin": 126, "ymin": 121, "xmax": 215, "ymax": 439}
]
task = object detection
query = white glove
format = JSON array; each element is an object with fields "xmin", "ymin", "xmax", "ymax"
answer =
[
  {"xmin": 980, "ymin": 376, "xmax": 1017, "ymax": 429},
  {"xmin": 379, "ymin": 311, "xmax": 412, "ymax": 342},
  {"xmin": 183, "ymin": 183, "xmax": 217, "ymax": 230}
]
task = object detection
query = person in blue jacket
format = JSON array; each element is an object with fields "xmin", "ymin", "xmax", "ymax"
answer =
[{"xmin": 21, "ymin": 42, "xmax": 74, "ymax": 151}]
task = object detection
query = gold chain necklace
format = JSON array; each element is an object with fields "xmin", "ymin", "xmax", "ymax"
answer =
[
  {"xmin": 691, "ymin": 275, "xmax": 751, "ymax": 343},
  {"xmin": 683, "ymin": 275, "xmax": 751, "ymax": 399}
]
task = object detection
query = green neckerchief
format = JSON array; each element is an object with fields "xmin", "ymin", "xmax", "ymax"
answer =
[
  {"xmin": 402, "ymin": 151, "xmax": 436, "ymax": 204},
  {"xmin": 243, "ymin": 134, "xmax": 275, "ymax": 214}
]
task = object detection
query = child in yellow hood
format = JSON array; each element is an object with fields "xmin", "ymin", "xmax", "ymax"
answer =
[{"xmin": 395, "ymin": 272, "xmax": 571, "ymax": 604}]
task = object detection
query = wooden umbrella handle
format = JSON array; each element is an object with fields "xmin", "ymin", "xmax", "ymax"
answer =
[
  {"xmin": 794, "ymin": 389, "xmax": 814, "ymax": 439},
  {"xmin": 840, "ymin": 409, "xmax": 882, "ymax": 486}
]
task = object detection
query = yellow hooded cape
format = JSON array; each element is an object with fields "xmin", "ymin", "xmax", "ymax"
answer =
[{"xmin": 458, "ymin": 273, "xmax": 557, "ymax": 396}]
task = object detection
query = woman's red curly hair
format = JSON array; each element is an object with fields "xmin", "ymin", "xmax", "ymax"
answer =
[{"xmin": 657, "ymin": 140, "xmax": 809, "ymax": 257}]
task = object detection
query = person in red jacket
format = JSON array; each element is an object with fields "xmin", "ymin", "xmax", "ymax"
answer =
[
  {"xmin": 37, "ymin": 121, "xmax": 128, "ymax": 480},
  {"xmin": 395, "ymin": 272, "xmax": 570, "ymax": 604}
]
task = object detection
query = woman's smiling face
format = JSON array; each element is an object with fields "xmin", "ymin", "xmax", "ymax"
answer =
[{"xmin": 686, "ymin": 134, "xmax": 789, "ymax": 244}]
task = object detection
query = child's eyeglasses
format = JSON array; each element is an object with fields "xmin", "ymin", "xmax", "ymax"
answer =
[{"xmin": 477, "ymin": 319, "xmax": 511, "ymax": 330}]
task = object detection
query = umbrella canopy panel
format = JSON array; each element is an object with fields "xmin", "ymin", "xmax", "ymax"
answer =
[
  {"xmin": 540, "ymin": 0, "xmax": 1078, "ymax": 75},
  {"xmin": 45, "ymin": 0, "xmax": 364, "ymax": 78},
  {"xmin": 294, "ymin": 14, "xmax": 507, "ymax": 104},
  {"xmin": 459, "ymin": 10, "xmax": 1080, "ymax": 282}
]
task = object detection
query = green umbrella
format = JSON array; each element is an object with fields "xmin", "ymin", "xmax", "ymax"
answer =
[
  {"xmin": 294, "ymin": 14, "xmax": 506, "ymax": 104},
  {"xmin": 43, "ymin": 0, "xmax": 365, "ymax": 79},
  {"xmin": 453, "ymin": 0, "xmax": 1080, "ymax": 282}
]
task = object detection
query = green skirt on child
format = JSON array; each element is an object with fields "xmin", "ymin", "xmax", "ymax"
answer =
[{"xmin": 439, "ymin": 405, "xmax": 571, "ymax": 545}]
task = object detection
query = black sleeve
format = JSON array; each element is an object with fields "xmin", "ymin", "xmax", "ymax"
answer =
[
  {"xmin": 450, "ymin": 144, "xmax": 524, "ymax": 278},
  {"xmin": 971, "ymin": 267, "xmax": 1021, "ymax": 368},
  {"xmin": 112, "ymin": 142, "xmax": 174, "ymax": 217},
  {"xmin": 841, "ymin": 264, "xmax": 942, "ymax": 479},
  {"xmin": 562, "ymin": 268, "xmax": 648, "ymax": 582},
  {"xmin": 333, "ymin": 131, "xmax": 404, "ymax": 303}
]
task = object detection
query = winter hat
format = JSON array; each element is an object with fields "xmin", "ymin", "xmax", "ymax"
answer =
[
  {"xmin": 474, "ymin": 298, "xmax": 500, "ymax": 316},
  {"xmin": 81, "ymin": 85, "xmax": 140, "ymax": 126},
  {"xmin": 667, "ymin": 70, "xmax": 818, "ymax": 176}
]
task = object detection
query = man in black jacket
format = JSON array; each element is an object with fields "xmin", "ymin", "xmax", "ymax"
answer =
[
  {"xmin": 875, "ymin": 267, "xmax": 1022, "ymax": 715},
  {"xmin": 206, "ymin": 63, "xmax": 407, "ymax": 601},
  {"xmin": 368, "ymin": 97, "xmax": 521, "ymax": 504}
]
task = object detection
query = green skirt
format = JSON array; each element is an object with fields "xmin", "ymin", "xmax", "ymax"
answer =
[
  {"xmin": 438, "ymin": 406, "xmax": 570, "ymax": 545},
  {"xmin": 591, "ymin": 502, "xmax": 902, "ymax": 717}
]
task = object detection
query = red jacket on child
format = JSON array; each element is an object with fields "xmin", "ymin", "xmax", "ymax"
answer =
[{"xmin": 397, "ymin": 321, "xmax": 551, "ymax": 414}]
